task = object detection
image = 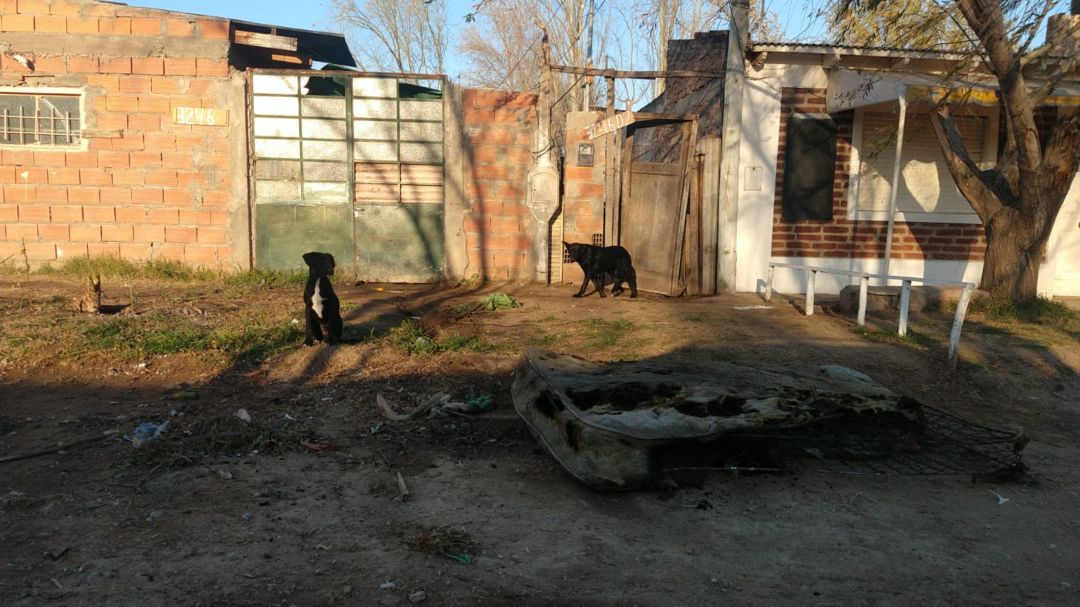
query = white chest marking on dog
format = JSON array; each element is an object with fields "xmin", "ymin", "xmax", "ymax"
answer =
[{"xmin": 312, "ymin": 281, "xmax": 325, "ymax": 319}]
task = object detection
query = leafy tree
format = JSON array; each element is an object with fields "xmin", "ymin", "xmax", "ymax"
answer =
[{"xmin": 837, "ymin": 0, "xmax": 1080, "ymax": 301}]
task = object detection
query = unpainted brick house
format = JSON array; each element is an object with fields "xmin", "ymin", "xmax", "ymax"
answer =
[{"xmin": 1, "ymin": 0, "xmax": 542, "ymax": 282}]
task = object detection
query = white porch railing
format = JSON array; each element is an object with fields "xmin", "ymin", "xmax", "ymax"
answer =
[{"xmin": 765, "ymin": 262, "xmax": 976, "ymax": 364}]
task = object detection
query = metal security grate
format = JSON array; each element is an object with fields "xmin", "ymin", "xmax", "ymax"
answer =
[
  {"xmin": 592, "ymin": 232, "xmax": 603, "ymax": 246},
  {"xmin": 0, "ymin": 93, "xmax": 81, "ymax": 146}
]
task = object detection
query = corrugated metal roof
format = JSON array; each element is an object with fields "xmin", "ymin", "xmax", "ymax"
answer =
[{"xmin": 751, "ymin": 40, "xmax": 975, "ymax": 60}]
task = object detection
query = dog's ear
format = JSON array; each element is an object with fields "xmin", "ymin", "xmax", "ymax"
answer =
[
  {"xmin": 325, "ymin": 253, "xmax": 336, "ymax": 274},
  {"xmin": 562, "ymin": 241, "xmax": 570, "ymax": 249},
  {"xmin": 302, "ymin": 252, "xmax": 317, "ymax": 268}
]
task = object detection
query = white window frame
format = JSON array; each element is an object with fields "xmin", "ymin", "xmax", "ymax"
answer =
[
  {"xmin": 847, "ymin": 103, "xmax": 999, "ymax": 225},
  {"xmin": 0, "ymin": 86, "xmax": 88, "ymax": 151}
]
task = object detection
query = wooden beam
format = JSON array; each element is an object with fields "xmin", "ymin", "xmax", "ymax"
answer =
[
  {"xmin": 233, "ymin": 30, "xmax": 298, "ymax": 52},
  {"xmin": 548, "ymin": 64, "xmax": 723, "ymax": 79}
]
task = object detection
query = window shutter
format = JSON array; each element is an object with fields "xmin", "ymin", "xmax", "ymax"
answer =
[
  {"xmin": 782, "ymin": 114, "xmax": 837, "ymax": 221},
  {"xmin": 856, "ymin": 112, "xmax": 984, "ymax": 216}
]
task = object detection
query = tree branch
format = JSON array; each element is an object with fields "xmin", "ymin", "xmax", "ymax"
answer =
[{"xmin": 929, "ymin": 107, "xmax": 1009, "ymax": 221}]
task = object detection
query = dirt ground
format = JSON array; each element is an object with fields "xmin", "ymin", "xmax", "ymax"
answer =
[{"xmin": 1, "ymin": 275, "xmax": 1079, "ymax": 606}]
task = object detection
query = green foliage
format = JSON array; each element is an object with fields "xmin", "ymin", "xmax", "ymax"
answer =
[
  {"xmin": 582, "ymin": 317, "xmax": 638, "ymax": 350},
  {"xmin": 386, "ymin": 320, "xmax": 489, "ymax": 355},
  {"xmin": 451, "ymin": 292, "xmax": 522, "ymax": 317},
  {"xmin": 827, "ymin": 0, "xmax": 972, "ymax": 50},
  {"xmin": 79, "ymin": 311, "xmax": 301, "ymax": 363},
  {"xmin": 31, "ymin": 255, "xmax": 312, "ymax": 287},
  {"xmin": 223, "ymin": 267, "xmax": 309, "ymax": 288},
  {"xmin": 964, "ymin": 296, "xmax": 1079, "ymax": 329}
]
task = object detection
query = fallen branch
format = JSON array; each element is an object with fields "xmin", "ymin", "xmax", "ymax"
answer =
[
  {"xmin": 376, "ymin": 393, "xmax": 446, "ymax": 421},
  {"xmin": 0, "ymin": 430, "xmax": 119, "ymax": 464}
]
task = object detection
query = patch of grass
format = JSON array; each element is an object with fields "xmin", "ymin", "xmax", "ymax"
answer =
[
  {"xmin": 853, "ymin": 326, "xmax": 931, "ymax": 347},
  {"xmin": 438, "ymin": 332, "xmax": 492, "ymax": 352},
  {"xmin": 224, "ymin": 267, "xmax": 308, "ymax": 288},
  {"xmin": 78, "ymin": 311, "xmax": 301, "ymax": 363},
  {"xmin": 386, "ymin": 320, "xmax": 490, "ymax": 354},
  {"xmin": 38, "ymin": 255, "xmax": 217, "ymax": 282},
  {"xmin": 582, "ymin": 318, "xmax": 638, "ymax": 349},
  {"xmin": 388, "ymin": 320, "xmax": 440, "ymax": 354},
  {"xmin": 963, "ymin": 296, "xmax": 1079, "ymax": 330}
]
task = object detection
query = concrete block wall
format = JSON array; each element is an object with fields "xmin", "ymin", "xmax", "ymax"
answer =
[
  {"xmin": 0, "ymin": 0, "xmax": 247, "ymax": 269},
  {"xmin": 770, "ymin": 87, "xmax": 987, "ymax": 262},
  {"xmin": 459, "ymin": 88, "xmax": 537, "ymax": 281}
]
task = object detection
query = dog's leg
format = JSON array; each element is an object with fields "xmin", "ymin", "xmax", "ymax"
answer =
[
  {"xmin": 327, "ymin": 316, "xmax": 342, "ymax": 345},
  {"xmin": 591, "ymin": 272, "xmax": 606, "ymax": 298},
  {"xmin": 304, "ymin": 308, "xmax": 317, "ymax": 346},
  {"xmin": 627, "ymin": 265, "xmax": 638, "ymax": 298},
  {"xmin": 573, "ymin": 271, "xmax": 590, "ymax": 297}
]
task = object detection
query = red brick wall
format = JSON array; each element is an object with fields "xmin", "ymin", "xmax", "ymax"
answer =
[
  {"xmin": 0, "ymin": 0, "xmax": 240, "ymax": 268},
  {"xmin": 771, "ymin": 87, "xmax": 986, "ymax": 262},
  {"xmin": 560, "ymin": 111, "xmax": 606, "ymax": 282},
  {"xmin": 460, "ymin": 88, "xmax": 536, "ymax": 281}
]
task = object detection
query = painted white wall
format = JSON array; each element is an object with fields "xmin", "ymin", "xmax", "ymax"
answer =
[
  {"xmin": 1045, "ymin": 175, "xmax": 1080, "ymax": 296},
  {"xmin": 769, "ymin": 257, "xmax": 983, "ymax": 295},
  {"xmin": 735, "ymin": 77, "xmax": 782, "ymax": 294},
  {"xmin": 733, "ymin": 57, "xmax": 1080, "ymax": 298}
]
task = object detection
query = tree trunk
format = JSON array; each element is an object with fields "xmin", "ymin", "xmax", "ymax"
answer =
[{"xmin": 980, "ymin": 210, "xmax": 1046, "ymax": 300}]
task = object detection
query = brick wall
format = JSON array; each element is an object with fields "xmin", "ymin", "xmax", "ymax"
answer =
[
  {"xmin": 460, "ymin": 88, "xmax": 536, "ymax": 281},
  {"xmin": 771, "ymin": 87, "xmax": 986, "ymax": 262},
  {"xmin": 560, "ymin": 110, "xmax": 606, "ymax": 282},
  {"xmin": 1, "ymin": 0, "xmax": 244, "ymax": 269}
]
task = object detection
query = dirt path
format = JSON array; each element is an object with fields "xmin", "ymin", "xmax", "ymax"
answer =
[{"xmin": 1, "ymin": 277, "xmax": 1078, "ymax": 605}]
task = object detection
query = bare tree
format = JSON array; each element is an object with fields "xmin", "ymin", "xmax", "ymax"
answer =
[
  {"xmin": 329, "ymin": 0, "xmax": 447, "ymax": 74},
  {"xmin": 457, "ymin": 0, "xmax": 546, "ymax": 91}
]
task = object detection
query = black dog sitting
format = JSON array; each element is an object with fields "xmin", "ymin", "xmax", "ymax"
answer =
[
  {"xmin": 563, "ymin": 241, "xmax": 638, "ymax": 298},
  {"xmin": 302, "ymin": 252, "xmax": 343, "ymax": 345}
]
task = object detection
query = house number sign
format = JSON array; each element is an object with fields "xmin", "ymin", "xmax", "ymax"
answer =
[{"xmin": 172, "ymin": 107, "xmax": 228, "ymax": 126}]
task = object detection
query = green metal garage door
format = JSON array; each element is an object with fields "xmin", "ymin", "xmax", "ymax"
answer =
[{"xmin": 251, "ymin": 71, "xmax": 444, "ymax": 281}]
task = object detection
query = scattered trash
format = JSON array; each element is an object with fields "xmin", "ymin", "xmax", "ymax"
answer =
[
  {"xmin": 377, "ymin": 393, "xmax": 445, "ymax": 421},
  {"xmin": 290, "ymin": 318, "xmax": 300, "ymax": 326},
  {"xmin": 145, "ymin": 510, "xmax": 162, "ymax": 522},
  {"xmin": 443, "ymin": 552, "xmax": 473, "ymax": 565},
  {"xmin": 379, "ymin": 392, "xmax": 493, "ymax": 420},
  {"xmin": 242, "ymin": 512, "xmax": 254, "ymax": 522},
  {"xmin": 134, "ymin": 362, "xmax": 147, "ymax": 371},
  {"xmin": 409, "ymin": 590, "xmax": 427, "ymax": 603},
  {"xmin": 122, "ymin": 420, "xmax": 169, "ymax": 447},
  {"xmin": 283, "ymin": 413, "xmax": 297, "ymax": 423},
  {"xmin": 733, "ymin": 305, "xmax": 773, "ymax": 310},
  {"xmin": 369, "ymin": 423, "xmax": 385, "ymax": 435},
  {"xmin": 379, "ymin": 581, "xmax": 396, "ymax": 590},
  {"xmin": 235, "ymin": 409, "xmax": 252, "ymax": 423},
  {"xmin": 396, "ymin": 472, "xmax": 410, "ymax": 502},
  {"xmin": 991, "ymin": 490, "xmax": 1010, "ymax": 505}
]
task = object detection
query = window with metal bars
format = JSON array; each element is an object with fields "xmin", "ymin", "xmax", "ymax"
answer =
[
  {"xmin": 563, "ymin": 233, "xmax": 605, "ymax": 263},
  {"xmin": 0, "ymin": 93, "xmax": 82, "ymax": 146}
]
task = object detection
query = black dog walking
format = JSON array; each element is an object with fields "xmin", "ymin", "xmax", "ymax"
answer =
[
  {"xmin": 302, "ymin": 252, "xmax": 343, "ymax": 345},
  {"xmin": 563, "ymin": 241, "xmax": 639, "ymax": 298}
]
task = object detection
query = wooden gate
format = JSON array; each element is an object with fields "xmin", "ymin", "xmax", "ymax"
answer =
[
  {"xmin": 617, "ymin": 114, "xmax": 698, "ymax": 295},
  {"xmin": 250, "ymin": 70, "xmax": 445, "ymax": 280}
]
